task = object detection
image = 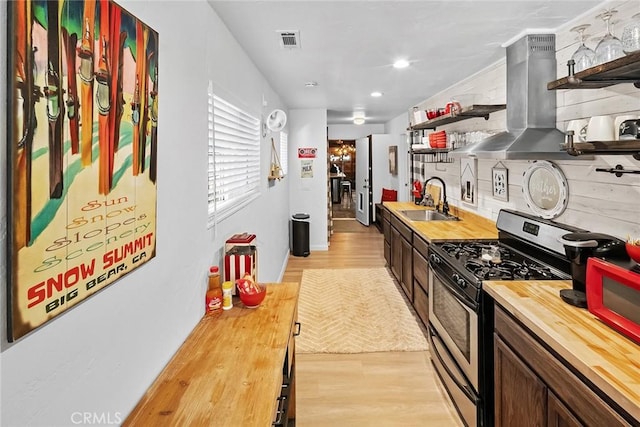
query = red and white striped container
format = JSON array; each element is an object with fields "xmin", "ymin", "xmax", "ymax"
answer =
[
  {"xmin": 224, "ymin": 233, "xmax": 257, "ymax": 253},
  {"xmin": 224, "ymin": 234, "xmax": 257, "ymax": 295}
]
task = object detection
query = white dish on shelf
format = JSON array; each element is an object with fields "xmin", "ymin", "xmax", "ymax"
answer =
[{"xmin": 586, "ymin": 115, "xmax": 615, "ymax": 141}]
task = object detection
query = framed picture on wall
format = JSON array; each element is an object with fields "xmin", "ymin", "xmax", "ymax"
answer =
[
  {"xmin": 6, "ymin": 0, "xmax": 159, "ymax": 341},
  {"xmin": 460, "ymin": 158, "xmax": 477, "ymax": 206},
  {"xmin": 492, "ymin": 162, "xmax": 509, "ymax": 201},
  {"xmin": 388, "ymin": 146, "xmax": 398, "ymax": 175}
]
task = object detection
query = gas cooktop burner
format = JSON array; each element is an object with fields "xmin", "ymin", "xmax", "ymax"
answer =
[
  {"xmin": 437, "ymin": 241, "xmax": 564, "ymax": 281},
  {"xmin": 441, "ymin": 242, "xmax": 508, "ymax": 259},
  {"xmin": 464, "ymin": 258, "xmax": 556, "ymax": 280}
]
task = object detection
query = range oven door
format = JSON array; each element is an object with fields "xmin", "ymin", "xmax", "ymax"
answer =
[
  {"xmin": 429, "ymin": 325, "xmax": 479, "ymax": 427},
  {"xmin": 428, "ymin": 265, "xmax": 479, "ymax": 392}
]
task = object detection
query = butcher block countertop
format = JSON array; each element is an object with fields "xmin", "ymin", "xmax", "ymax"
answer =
[
  {"xmin": 484, "ymin": 280, "xmax": 640, "ymax": 422},
  {"xmin": 382, "ymin": 201, "xmax": 498, "ymax": 241},
  {"xmin": 124, "ymin": 281, "xmax": 300, "ymax": 427}
]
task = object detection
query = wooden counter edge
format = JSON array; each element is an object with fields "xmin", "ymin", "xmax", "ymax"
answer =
[
  {"xmin": 124, "ymin": 281, "xmax": 300, "ymax": 426},
  {"xmin": 484, "ymin": 280, "xmax": 640, "ymax": 422},
  {"xmin": 382, "ymin": 201, "xmax": 499, "ymax": 241}
]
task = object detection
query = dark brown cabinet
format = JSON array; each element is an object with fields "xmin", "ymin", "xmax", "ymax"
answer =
[
  {"xmin": 412, "ymin": 235, "xmax": 429, "ymax": 327},
  {"xmin": 391, "ymin": 227, "xmax": 402, "ymax": 282},
  {"xmin": 401, "ymin": 235, "xmax": 413, "ymax": 301},
  {"xmin": 548, "ymin": 392, "xmax": 582, "ymax": 427},
  {"xmin": 384, "ymin": 209, "xmax": 431, "ymax": 317},
  {"xmin": 382, "ymin": 207, "xmax": 391, "ymax": 267},
  {"xmin": 494, "ymin": 306, "xmax": 633, "ymax": 427},
  {"xmin": 384, "ymin": 240, "xmax": 391, "ymax": 268},
  {"xmin": 390, "ymin": 214, "xmax": 413, "ymax": 301},
  {"xmin": 494, "ymin": 334, "xmax": 547, "ymax": 427}
]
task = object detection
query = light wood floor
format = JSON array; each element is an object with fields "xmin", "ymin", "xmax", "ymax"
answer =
[{"xmin": 284, "ymin": 221, "xmax": 463, "ymax": 426}]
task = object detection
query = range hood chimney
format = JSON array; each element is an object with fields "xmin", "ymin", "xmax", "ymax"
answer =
[{"xmin": 451, "ymin": 34, "xmax": 574, "ymax": 160}]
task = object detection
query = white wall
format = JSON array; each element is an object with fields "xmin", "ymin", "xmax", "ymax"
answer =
[
  {"xmin": 205, "ymin": 2, "xmax": 291, "ymax": 282},
  {"xmin": 328, "ymin": 123, "xmax": 385, "ymax": 140},
  {"xmin": 0, "ymin": 1, "xmax": 291, "ymax": 425},
  {"xmin": 404, "ymin": 0, "xmax": 640, "ymax": 239},
  {"xmin": 371, "ymin": 134, "xmax": 402, "ymax": 220},
  {"xmin": 289, "ymin": 109, "xmax": 329, "ymax": 251},
  {"xmin": 385, "ymin": 115, "xmax": 412, "ymax": 201}
]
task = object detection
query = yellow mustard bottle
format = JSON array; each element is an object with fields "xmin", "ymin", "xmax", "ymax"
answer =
[{"xmin": 222, "ymin": 281, "xmax": 234, "ymax": 310}]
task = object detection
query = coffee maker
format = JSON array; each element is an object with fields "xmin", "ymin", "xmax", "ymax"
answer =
[{"xmin": 559, "ymin": 232, "xmax": 628, "ymax": 308}]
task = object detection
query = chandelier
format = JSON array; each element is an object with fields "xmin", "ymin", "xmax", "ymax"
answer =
[{"xmin": 335, "ymin": 142, "xmax": 355, "ymax": 160}]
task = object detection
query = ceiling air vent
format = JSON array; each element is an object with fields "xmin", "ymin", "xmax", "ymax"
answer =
[{"xmin": 277, "ymin": 30, "xmax": 300, "ymax": 49}]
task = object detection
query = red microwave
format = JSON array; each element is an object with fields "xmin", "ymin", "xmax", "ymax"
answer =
[{"xmin": 586, "ymin": 257, "xmax": 640, "ymax": 345}]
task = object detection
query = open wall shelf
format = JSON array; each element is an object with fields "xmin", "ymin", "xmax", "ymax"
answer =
[
  {"xmin": 408, "ymin": 104, "xmax": 506, "ymax": 131},
  {"xmin": 411, "ymin": 148, "xmax": 455, "ymax": 164},
  {"xmin": 548, "ymin": 51, "xmax": 640, "ymax": 90},
  {"xmin": 563, "ymin": 139, "xmax": 640, "ymax": 160}
]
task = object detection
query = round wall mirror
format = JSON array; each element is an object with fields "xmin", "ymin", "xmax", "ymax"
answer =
[{"xmin": 522, "ymin": 160, "xmax": 568, "ymax": 219}]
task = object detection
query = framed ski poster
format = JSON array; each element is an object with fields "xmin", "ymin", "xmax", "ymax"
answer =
[{"xmin": 7, "ymin": 0, "xmax": 159, "ymax": 341}]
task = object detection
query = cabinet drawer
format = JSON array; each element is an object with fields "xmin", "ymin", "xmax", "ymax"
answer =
[
  {"xmin": 413, "ymin": 278, "xmax": 429, "ymax": 327},
  {"xmin": 495, "ymin": 307, "xmax": 631, "ymax": 426},
  {"xmin": 401, "ymin": 237, "xmax": 413, "ymax": 302},
  {"xmin": 384, "ymin": 241, "xmax": 391, "ymax": 267},
  {"xmin": 382, "ymin": 207, "xmax": 391, "ymax": 221},
  {"xmin": 391, "ymin": 215, "xmax": 412, "ymax": 242},
  {"xmin": 413, "ymin": 248, "xmax": 428, "ymax": 291},
  {"xmin": 383, "ymin": 219, "xmax": 391, "ymax": 243},
  {"xmin": 284, "ymin": 308, "xmax": 298, "ymax": 378},
  {"xmin": 414, "ymin": 235, "xmax": 429, "ymax": 260}
]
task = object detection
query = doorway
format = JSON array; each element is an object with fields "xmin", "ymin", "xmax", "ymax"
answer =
[{"xmin": 328, "ymin": 139, "xmax": 356, "ymax": 220}]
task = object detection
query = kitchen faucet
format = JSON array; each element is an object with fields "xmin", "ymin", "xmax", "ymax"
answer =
[{"xmin": 423, "ymin": 177, "xmax": 449, "ymax": 216}]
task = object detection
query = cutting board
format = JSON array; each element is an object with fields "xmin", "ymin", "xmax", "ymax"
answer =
[{"xmin": 426, "ymin": 184, "xmax": 441, "ymax": 208}]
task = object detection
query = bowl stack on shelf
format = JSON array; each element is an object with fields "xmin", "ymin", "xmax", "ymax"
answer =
[{"xmin": 429, "ymin": 130, "xmax": 447, "ymax": 148}]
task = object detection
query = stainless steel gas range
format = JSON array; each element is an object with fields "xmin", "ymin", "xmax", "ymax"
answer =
[{"xmin": 427, "ymin": 209, "xmax": 585, "ymax": 427}]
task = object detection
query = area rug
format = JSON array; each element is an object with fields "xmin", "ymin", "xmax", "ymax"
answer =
[{"xmin": 296, "ymin": 268, "xmax": 428, "ymax": 354}]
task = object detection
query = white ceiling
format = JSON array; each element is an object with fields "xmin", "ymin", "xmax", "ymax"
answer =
[{"xmin": 209, "ymin": 1, "xmax": 602, "ymax": 125}]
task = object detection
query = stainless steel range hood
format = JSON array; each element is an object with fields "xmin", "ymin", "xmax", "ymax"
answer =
[{"xmin": 451, "ymin": 34, "xmax": 574, "ymax": 160}]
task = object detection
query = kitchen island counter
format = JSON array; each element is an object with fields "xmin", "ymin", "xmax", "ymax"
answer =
[
  {"xmin": 484, "ymin": 280, "xmax": 640, "ymax": 423},
  {"xmin": 124, "ymin": 281, "xmax": 300, "ymax": 426}
]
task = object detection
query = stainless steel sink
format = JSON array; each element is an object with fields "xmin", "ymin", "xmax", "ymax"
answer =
[{"xmin": 400, "ymin": 210, "xmax": 459, "ymax": 222}]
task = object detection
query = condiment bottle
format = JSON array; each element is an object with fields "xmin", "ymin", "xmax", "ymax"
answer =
[
  {"xmin": 222, "ymin": 281, "xmax": 234, "ymax": 310},
  {"xmin": 208, "ymin": 266, "xmax": 220, "ymax": 291},
  {"xmin": 205, "ymin": 266, "xmax": 223, "ymax": 312},
  {"xmin": 205, "ymin": 288, "xmax": 222, "ymax": 312}
]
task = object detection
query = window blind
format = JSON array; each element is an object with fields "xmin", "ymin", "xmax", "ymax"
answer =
[{"xmin": 208, "ymin": 89, "xmax": 261, "ymax": 225}]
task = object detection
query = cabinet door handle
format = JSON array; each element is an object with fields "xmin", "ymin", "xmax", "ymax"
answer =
[
  {"xmin": 272, "ymin": 396, "xmax": 287, "ymax": 425},
  {"xmin": 293, "ymin": 322, "xmax": 301, "ymax": 336}
]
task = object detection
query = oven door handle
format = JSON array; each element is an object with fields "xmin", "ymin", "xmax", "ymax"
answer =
[
  {"xmin": 429, "ymin": 326, "xmax": 479, "ymax": 403},
  {"xmin": 431, "ymin": 267, "xmax": 478, "ymax": 312}
]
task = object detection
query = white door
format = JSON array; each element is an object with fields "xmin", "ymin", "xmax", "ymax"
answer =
[{"xmin": 355, "ymin": 136, "xmax": 370, "ymax": 226}]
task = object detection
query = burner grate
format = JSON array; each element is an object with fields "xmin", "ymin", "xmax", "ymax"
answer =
[{"xmin": 437, "ymin": 240, "xmax": 565, "ymax": 281}]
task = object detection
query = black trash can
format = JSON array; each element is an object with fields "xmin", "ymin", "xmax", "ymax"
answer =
[{"xmin": 291, "ymin": 213, "xmax": 310, "ymax": 257}]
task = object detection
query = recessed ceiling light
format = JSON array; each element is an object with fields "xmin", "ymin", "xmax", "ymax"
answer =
[
  {"xmin": 304, "ymin": 81, "xmax": 318, "ymax": 87},
  {"xmin": 371, "ymin": 91, "xmax": 383, "ymax": 97},
  {"xmin": 353, "ymin": 118, "xmax": 365, "ymax": 125},
  {"xmin": 393, "ymin": 59, "xmax": 409, "ymax": 69}
]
